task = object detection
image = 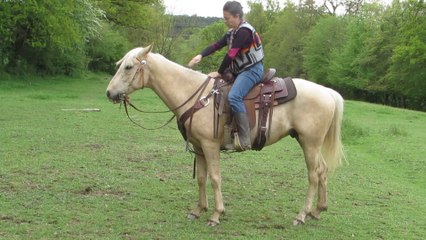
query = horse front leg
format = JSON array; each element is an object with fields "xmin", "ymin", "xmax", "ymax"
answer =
[
  {"xmin": 203, "ymin": 144, "xmax": 224, "ymax": 226},
  {"xmin": 188, "ymin": 146, "xmax": 208, "ymax": 220}
]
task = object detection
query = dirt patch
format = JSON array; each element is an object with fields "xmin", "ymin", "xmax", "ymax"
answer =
[
  {"xmin": 76, "ymin": 186, "xmax": 130, "ymax": 198},
  {"xmin": 0, "ymin": 215, "xmax": 32, "ymax": 224},
  {"xmin": 84, "ymin": 143, "xmax": 104, "ymax": 150}
]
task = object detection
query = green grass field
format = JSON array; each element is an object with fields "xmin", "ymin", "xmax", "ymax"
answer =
[{"xmin": 1, "ymin": 73, "xmax": 425, "ymax": 239}]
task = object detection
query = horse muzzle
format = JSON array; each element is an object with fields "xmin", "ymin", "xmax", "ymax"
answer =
[{"xmin": 106, "ymin": 90, "xmax": 126, "ymax": 104}]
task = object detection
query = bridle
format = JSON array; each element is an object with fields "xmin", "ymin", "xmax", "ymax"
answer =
[{"xmin": 119, "ymin": 56, "xmax": 215, "ymax": 131}]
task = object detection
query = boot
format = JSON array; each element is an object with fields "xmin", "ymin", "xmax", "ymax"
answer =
[
  {"xmin": 234, "ymin": 112, "xmax": 252, "ymax": 151},
  {"xmin": 221, "ymin": 124, "xmax": 233, "ymax": 150}
]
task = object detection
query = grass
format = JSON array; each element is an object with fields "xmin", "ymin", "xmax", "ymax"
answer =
[{"xmin": 0, "ymin": 73, "xmax": 425, "ymax": 239}]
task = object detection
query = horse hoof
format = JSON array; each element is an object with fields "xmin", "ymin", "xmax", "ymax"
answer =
[
  {"xmin": 307, "ymin": 212, "xmax": 320, "ymax": 220},
  {"xmin": 293, "ymin": 219, "xmax": 304, "ymax": 226},
  {"xmin": 187, "ymin": 213, "xmax": 199, "ymax": 221},
  {"xmin": 207, "ymin": 219, "xmax": 219, "ymax": 227}
]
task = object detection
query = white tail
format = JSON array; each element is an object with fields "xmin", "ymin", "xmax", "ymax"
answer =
[{"xmin": 322, "ymin": 89, "xmax": 345, "ymax": 172}]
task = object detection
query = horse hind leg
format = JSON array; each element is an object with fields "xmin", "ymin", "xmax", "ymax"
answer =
[
  {"xmin": 293, "ymin": 145, "xmax": 322, "ymax": 225},
  {"xmin": 309, "ymin": 154, "xmax": 328, "ymax": 220}
]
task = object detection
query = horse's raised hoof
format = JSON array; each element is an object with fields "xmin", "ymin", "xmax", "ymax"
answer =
[
  {"xmin": 207, "ymin": 219, "xmax": 220, "ymax": 227},
  {"xmin": 187, "ymin": 213, "xmax": 199, "ymax": 221},
  {"xmin": 293, "ymin": 219, "xmax": 305, "ymax": 226}
]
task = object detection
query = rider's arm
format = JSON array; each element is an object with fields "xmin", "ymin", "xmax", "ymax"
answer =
[
  {"xmin": 200, "ymin": 35, "xmax": 228, "ymax": 57},
  {"xmin": 217, "ymin": 28, "xmax": 252, "ymax": 74}
]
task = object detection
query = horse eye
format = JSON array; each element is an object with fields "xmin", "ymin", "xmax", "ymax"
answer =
[{"xmin": 125, "ymin": 65, "xmax": 133, "ymax": 70}]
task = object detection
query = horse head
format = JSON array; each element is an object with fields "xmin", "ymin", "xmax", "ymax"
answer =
[{"xmin": 106, "ymin": 45, "xmax": 153, "ymax": 103}]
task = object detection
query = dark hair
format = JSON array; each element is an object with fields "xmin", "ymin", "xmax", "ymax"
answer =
[{"xmin": 223, "ymin": 1, "xmax": 244, "ymax": 19}]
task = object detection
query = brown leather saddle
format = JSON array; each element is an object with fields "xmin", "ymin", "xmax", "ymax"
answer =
[
  {"xmin": 177, "ymin": 69, "xmax": 297, "ymax": 151},
  {"xmin": 231, "ymin": 69, "xmax": 297, "ymax": 150}
]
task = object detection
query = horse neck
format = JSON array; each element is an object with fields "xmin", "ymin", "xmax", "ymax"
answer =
[{"xmin": 146, "ymin": 54, "xmax": 210, "ymax": 114}]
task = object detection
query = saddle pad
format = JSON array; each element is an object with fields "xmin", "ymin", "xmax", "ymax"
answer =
[
  {"xmin": 245, "ymin": 77, "xmax": 296, "ymax": 105},
  {"xmin": 275, "ymin": 77, "xmax": 297, "ymax": 104},
  {"xmin": 244, "ymin": 77, "xmax": 297, "ymax": 129}
]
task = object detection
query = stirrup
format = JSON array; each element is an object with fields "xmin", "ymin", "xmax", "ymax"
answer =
[
  {"xmin": 222, "ymin": 133, "xmax": 242, "ymax": 151},
  {"xmin": 233, "ymin": 133, "xmax": 251, "ymax": 152}
]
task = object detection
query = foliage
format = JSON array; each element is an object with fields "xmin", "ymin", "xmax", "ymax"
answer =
[
  {"xmin": 262, "ymin": 2, "xmax": 318, "ymax": 77},
  {"xmin": 0, "ymin": 0, "xmax": 104, "ymax": 75},
  {"xmin": 96, "ymin": 0, "xmax": 166, "ymax": 51},
  {"xmin": 0, "ymin": 0, "xmax": 424, "ymax": 110},
  {"xmin": 249, "ymin": 0, "xmax": 424, "ymax": 110},
  {"xmin": 171, "ymin": 15, "xmax": 221, "ymax": 38},
  {"xmin": 321, "ymin": 1, "xmax": 425, "ymax": 109},
  {"xmin": 86, "ymin": 22, "xmax": 133, "ymax": 74},
  {"xmin": 263, "ymin": 4, "xmax": 298, "ymax": 76},
  {"xmin": 302, "ymin": 15, "xmax": 346, "ymax": 84},
  {"xmin": 327, "ymin": 4, "xmax": 384, "ymax": 91},
  {"xmin": 387, "ymin": 0, "xmax": 426, "ymax": 100},
  {"xmin": 171, "ymin": 21, "xmax": 227, "ymax": 73},
  {"xmin": 246, "ymin": 1, "xmax": 270, "ymax": 35}
]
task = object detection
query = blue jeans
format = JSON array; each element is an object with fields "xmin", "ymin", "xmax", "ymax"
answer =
[{"xmin": 228, "ymin": 62, "xmax": 264, "ymax": 113}]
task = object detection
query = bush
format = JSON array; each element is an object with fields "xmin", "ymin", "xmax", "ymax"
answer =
[{"xmin": 86, "ymin": 23, "xmax": 132, "ymax": 74}]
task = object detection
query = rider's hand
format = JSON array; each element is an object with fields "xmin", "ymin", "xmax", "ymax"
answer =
[
  {"xmin": 188, "ymin": 54, "xmax": 202, "ymax": 68},
  {"xmin": 208, "ymin": 71, "xmax": 221, "ymax": 78}
]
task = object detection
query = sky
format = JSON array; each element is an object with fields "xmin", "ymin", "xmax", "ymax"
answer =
[
  {"xmin": 163, "ymin": 0, "xmax": 250, "ymax": 18},
  {"xmin": 163, "ymin": 0, "xmax": 392, "ymax": 18}
]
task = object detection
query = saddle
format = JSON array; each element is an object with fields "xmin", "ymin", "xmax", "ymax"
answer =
[
  {"xmin": 225, "ymin": 69, "xmax": 297, "ymax": 150},
  {"xmin": 177, "ymin": 69, "xmax": 297, "ymax": 151}
]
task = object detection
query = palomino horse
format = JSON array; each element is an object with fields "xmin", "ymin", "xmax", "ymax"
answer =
[{"xmin": 106, "ymin": 46, "xmax": 345, "ymax": 226}]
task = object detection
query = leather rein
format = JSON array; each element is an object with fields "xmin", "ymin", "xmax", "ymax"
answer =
[{"xmin": 120, "ymin": 58, "xmax": 215, "ymax": 131}]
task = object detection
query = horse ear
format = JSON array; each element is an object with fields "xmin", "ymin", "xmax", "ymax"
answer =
[
  {"xmin": 116, "ymin": 56, "xmax": 125, "ymax": 66},
  {"xmin": 146, "ymin": 44, "xmax": 153, "ymax": 53},
  {"xmin": 137, "ymin": 44, "xmax": 154, "ymax": 59}
]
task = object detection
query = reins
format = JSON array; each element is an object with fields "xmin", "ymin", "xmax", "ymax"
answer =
[
  {"xmin": 125, "ymin": 76, "xmax": 213, "ymax": 114},
  {"xmin": 121, "ymin": 76, "xmax": 213, "ymax": 130},
  {"xmin": 121, "ymin": 54, "xmax": 213, "ymax": 129},
  {"xmin": 122, "ymin": 100, "xmax": 176, "ymax": 130}
]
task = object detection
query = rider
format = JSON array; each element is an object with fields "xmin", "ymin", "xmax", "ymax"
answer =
[{"xmin": 188, "ymin": 1, "xmax": 264, "ymax": 151}]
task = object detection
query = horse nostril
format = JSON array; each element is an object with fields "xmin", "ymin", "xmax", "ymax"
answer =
[{"xmin": 106, "ymin": 90, "xmax": 111, "ymax": 98}]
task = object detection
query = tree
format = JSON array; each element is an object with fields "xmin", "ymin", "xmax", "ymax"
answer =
[
  {"xmin": 173, "ymin": 21, "xmax": 227, "ymax": 73},
  {"xmin": 302, "ymin": 15, "xmax": 346, "ymax": 84},
  {"xmin": 387, "ymin": 0, "xmax": 426, "ymax": 101},
  {"xmin": 263, "ymin": 1, "xmax": 322, "ymax": 77},
  {"xmin": 263, "ymin": 3, "xmax": 302, "ymax": 76},
  {"xmin": 323, "ymin": 0, "xmax": 365, "ymax": 15},
  {"xmin": 323, "ymin": 0, "xmax": 344, "ymax": 15},
  {"xmin": 246, "ymin": 1, "xmax": 269, "ymax": 35},
  {"xmin": 327, "ymin": 3, "xmax": 385, "ymax": 91},
  {"xmin": 86, "ymin": 22, "xmax": 133, "ymax": 73},
  {"xmin": 97, "ymin": 0, "xmax": 163, "ymax": 46},
  {"xmin": 0, "ymin": 0, "xmax": 104, "ymax": 74}
]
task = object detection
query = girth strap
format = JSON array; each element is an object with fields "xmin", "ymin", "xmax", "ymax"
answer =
[{"xmin": 178, "ymin": 77, "xmax": 215, "ymax": 142}]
